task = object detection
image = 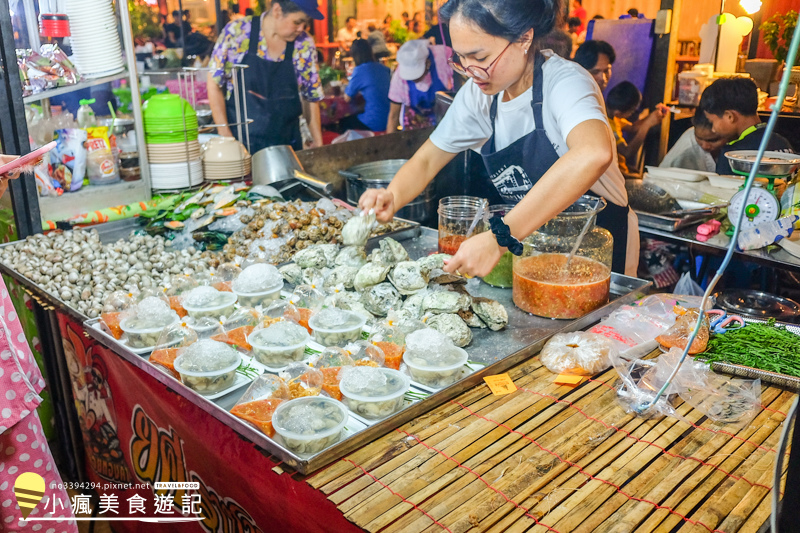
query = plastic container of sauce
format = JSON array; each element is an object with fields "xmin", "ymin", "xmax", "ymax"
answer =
[{"xmin": 438, "ymin": 196, "xmax": 488, "ymax": 255}]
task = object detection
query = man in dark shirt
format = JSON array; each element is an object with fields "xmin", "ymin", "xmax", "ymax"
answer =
[{"xmin": 700, "ymin": 77, "xmax": 794, "ymax": 175}]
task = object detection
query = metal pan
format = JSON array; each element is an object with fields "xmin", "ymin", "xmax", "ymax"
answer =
[{"xmin": 251, "ymin": 145, "xmax": 334, "ymax": 196}]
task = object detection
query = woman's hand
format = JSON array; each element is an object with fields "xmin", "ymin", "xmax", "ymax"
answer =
[
  {"xmin": 0, "ymin": 155, "xmax": 22, "ymax": 197},
  {"xmin": 443, "ymin": 231, "xmax": 505, "ymax": 278},
  {"xmin": 358, "ymin": 188, "xmax": 395, "ymax": 223}
]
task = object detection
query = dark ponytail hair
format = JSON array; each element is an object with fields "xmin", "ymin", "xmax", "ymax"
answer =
[{"xmin": 439, "ymin": 0, "xmax": 562, "ymax": 43}]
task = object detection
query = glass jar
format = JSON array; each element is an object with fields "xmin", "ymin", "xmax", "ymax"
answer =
[
  {"xmin": 481, "ymin": 204, "xmax": 515, "ymax": 288},
  {"xmin": 437, "ymin": 196, "xmax": 488, "ymax": 255},
  {"xmin": 512, "ymin": 196, "xmax": 613, "ymax": 319}
]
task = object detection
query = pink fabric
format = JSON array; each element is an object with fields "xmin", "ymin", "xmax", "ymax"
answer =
[{"xmin": 0, "ymin": 278, "xmax": 77, "ymax": 531}]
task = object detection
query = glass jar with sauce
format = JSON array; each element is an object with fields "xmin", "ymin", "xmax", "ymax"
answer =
[
  {"xmin": 512, "ymin": 196, "xmax": 613, "ymax": 319},
  {"xmin": 481, "ymin": 204, "xmax": 515, "ymax": 288},
  {"xmin": 437, "ymin": 196, "xmax": 488, "ymax": 255}
]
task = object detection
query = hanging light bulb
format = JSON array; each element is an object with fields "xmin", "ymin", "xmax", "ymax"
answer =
[{"xmin": 740, "ymin": 0, "xmax": 762, "ymax": 15}]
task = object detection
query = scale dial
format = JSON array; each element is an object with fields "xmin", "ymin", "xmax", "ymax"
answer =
[{"xmin": 727, "ymin": 187, "xmax": 780, "ymax": 229}]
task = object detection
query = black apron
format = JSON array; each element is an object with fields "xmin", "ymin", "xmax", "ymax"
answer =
[
  {"xmin": 226, "ymin": 14, "xmax": 303, "ymax": 153},
  {"xmin": 479, "ymin": 53, "xmax": 630, "ymax": 273}
]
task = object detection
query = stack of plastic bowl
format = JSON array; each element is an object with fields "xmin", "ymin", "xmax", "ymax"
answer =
[
  {"xmin": 202, "ymin": 137, "xmax": 251, "ymax": 182},
  {"xmin": 143, "ymin": 94, "xmax": 202, "ymax": 189},
  {"xmin": 64, "ymin": 0, "xmax": 124, "ymax": 78}
]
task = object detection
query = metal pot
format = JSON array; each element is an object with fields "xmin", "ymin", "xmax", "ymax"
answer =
[
  {"xmin": 714, "ymin": 289, "xmax": 800, "ymax": 323},
  {"xmin": 339, "ymin": 159, "xmax": 436, "ymax": 223},
  {"xmin": 251, "ymin": 145, "xmax": 333, "ymax": 196}
]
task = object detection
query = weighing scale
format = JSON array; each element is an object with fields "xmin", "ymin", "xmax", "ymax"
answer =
[{"xmin": 724, "ymin": 150, "xmax": 800, "ymax": 233}]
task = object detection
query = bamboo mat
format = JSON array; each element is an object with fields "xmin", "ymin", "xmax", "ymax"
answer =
[{"xmin": 306, "ymin": 353, "xmax": 796, "ymax": 533}]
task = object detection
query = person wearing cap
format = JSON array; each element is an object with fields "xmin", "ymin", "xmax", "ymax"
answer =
[
  {"xmin": 207, "ymin": 0, "xmax": 325, "ymax": 152},
  {"xmin": 359, "ymin": 0, "xmax": 638, "ymax": 277},
  {"xmin": 386, "ymin": 39, "xmax": 454, "ymax": 133}
]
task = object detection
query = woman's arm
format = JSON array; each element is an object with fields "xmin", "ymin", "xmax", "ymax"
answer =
[
  {"xmin": 207, "ymin": 71, "xmax": 233, "ymax": 137},
  {"xmin": 444, "ymin": 119, "xmax": 614, "ymax": 277},
  {"xmin": 302, "ymin": 100, "xmax": 324, "ymax": 148},
  {"xmin": 359, "ymin": 139, "xmax": 457, "ymax": 222},
  {"xmin": 385, "ymin": 102, "xmax": 402, "ymax": 134}
]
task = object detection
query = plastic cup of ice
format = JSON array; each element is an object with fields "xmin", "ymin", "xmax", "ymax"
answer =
[
  {"xmin": 173, "ymin": 349, "xmax": 241, "ymax": 396},
  {"xmin": 182, "ymin": 291, "xmax": 238, "ymax": 320},
  {"xmin": 119, "ymin": 313, "xmax": 180, "ymax": 350},
  {"xmin": 308, "ymin": 309, "xmax": 366, "ymax": 347},
  {"xmin": 339, "ymin": 367, "xmax": 410, "ymax": 420},
  {"xmin": 404, "ymin": 346, "xmax": 468, "ymax": 388},
  {"xmin": 272, "ymin": 397, "xmax": 348, "ymax": 455},
  {"xmin": 248, "ymin": 323, "xmax": 310, "ymax": 367}
]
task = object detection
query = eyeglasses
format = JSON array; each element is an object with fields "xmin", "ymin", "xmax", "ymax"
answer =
[{"xmin": 448, "ymin": 41, "xmax": 513, "ymax": 81}]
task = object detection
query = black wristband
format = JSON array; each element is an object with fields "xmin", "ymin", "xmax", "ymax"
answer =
[{"xmin": 489, "ymin": 215, "xmax": 524, "ymax": 256}]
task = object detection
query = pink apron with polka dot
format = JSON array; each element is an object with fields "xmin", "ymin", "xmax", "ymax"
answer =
[{"xmin": 0, "ymin": 279, "xmax": 77, "ymax": 531}]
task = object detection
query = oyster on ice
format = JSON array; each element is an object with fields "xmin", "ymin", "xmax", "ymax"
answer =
[
  {"xmin": 324, "ymin": 266, "xmax": 360, "ymax": 290},
  {"xmin": 279, "ymin": 264, "xmax": 303, "ymax": 285},
  {"xmin": 341, "ymin": 211, "xmax": 376, "ymax": 247},
  {"xmin": 369, "ymin": 238, "xmax": 409, "ymax": 266},
  {"xmin": 426, "ymin": 313, "xmax": 472, "ymax": 347},
  {"xmin": 472, "ymin": 297, "xmax": 508, "ymax": 331},
  {"xmin": 293, "ymin": 246, "xmax": 329, "ymax": 269},
  {"xmin": 401, "ymin": 289, "xmax": 429, "ymax": 319},
  {"xmin": 353, "ymin": 262, "xmax": 391, "ymax": 292},
  {"xmin": 388, "ymin": 261, "xmax": 428, "ymax": 295},
  {"xmin": 334, "ymin": 246, "xmax": 368, "ymax": 268},
  {"xmin": 417, "ymin": 253, "xmax": 451, "ymax": 275},
  {"xmin": 422, "ymin": 290, "xmax": 471, "ymax": 314},
  {"xmin": 360, "ymin": 282, "xmax": 402, "ymax": 317}
]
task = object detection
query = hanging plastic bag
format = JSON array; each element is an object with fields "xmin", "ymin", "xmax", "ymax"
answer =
[{"xmin": 674, "ymin": 272, "xmax": 704, "ymax": 296}]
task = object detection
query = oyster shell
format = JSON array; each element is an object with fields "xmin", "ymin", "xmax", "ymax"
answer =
[
  {"xmin": 426, "ymin": 313, "xmax": 472, "ymax": 347},
  {"xmin": 316, "ymin": 244, "xmax": 340, "ymax": 267},
  {"xmin": 353, "ymin": 263, "xmax": 391, "ymax": 291},
  {"xmin": 294, "ymin": 246, "xmax": 328, "ymax": 269},
  {"xmin": 458, "ymin": 308, "xmax": 487, "ymax": 329},
  {"xmin": 388, "ymin": 261, "xmax": 429, "ymax": 295},
  {"xmin": 325, "ymin": 290, "xmax": 360, "ymax": 309},
  {"xmin": 334, "ymin": 246, "xmax": 368, "ymax": 268},
  {"xmin": 370, "ymin": 238, "xmax": 410, "ymax": 266},
  {"xmin": 471, "ymin": 297, "xmax": 508, "ymax": 331},
  {"xmin": 279, "ymin": 263, "xmax": 303, "ymax": 285},
  {"xmin": 324, "ymin": 265, "xmax": 360, "ymax": 290},
  {"xmin": 347, "ymin": 302, "xmax": 376, "ymax": 322},
  {"xmin": 430, "ymin": 273, "xmax": 467, "ymax": 286},
  {"xmin": 360, "ymin": 282, "xmax": 402, "ymax": 317},
  {"xmin": 422, "ymin": 290, "xmax": 471, "ymax": 314},
  {"xmin": 417, "ymin": 253, "xmax": 451, "ymax": 275},
  {"xmin": 341, "ymin": 212, "xmax": 376, "ymax": 247},
  {"xmin": 401, "ymin": 288, "xmax": 429, "ymax": 319}
]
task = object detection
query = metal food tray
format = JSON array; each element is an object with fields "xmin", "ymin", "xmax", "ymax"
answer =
[
  {"xmin": 635, "ymin": 208, "xmax": 719, "ymax": 233},
  {"xmin": 0, "ymin": 216, "xmax": 420, "ymax": 322},
  {"xmin": 699, "ymin": 318, "xmax": 800, "ymax": 391},
  {"xmin": 81, "ymin": 227, "xmax": 650, "ymax": 474}
]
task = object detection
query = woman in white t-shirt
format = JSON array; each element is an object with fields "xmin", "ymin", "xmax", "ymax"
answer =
[{"xmin": 359, "ymin": 0, "xmax": 638, "ymax": 276}]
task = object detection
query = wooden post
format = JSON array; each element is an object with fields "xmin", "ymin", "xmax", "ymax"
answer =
[{"xmin": 644, "ymin": 0, "xmax": 684, "ymax": 165}]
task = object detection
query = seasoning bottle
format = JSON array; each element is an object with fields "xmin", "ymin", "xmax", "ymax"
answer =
[{"xmin": 77, "ymin": 98, "xmax": 97, "ymax": 128}]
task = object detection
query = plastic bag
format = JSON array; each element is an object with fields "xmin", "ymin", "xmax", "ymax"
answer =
[
  {"xmin": 654, "ymin": 307, "xmax": 709, "ymax": 354},
  {"xmin": 52, "ymin": 128, "xmax": 87, "ymax": 192},
  {"xmin": 539, "ymin": 332, "xmax": 617, "ymax": 375},
  {"xmin": 590, "ymin": 294, "xmax": 706, "ymax": 352},
  {"xmin": 85, "ymin": 126, "xmax": 119, "ymax": 184},
  {"xmin": 674, "ymin": 272, "xmax": 704, "ymax": 296}
]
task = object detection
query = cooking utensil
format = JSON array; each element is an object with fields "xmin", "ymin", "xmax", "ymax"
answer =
[
  {"xmin": 564, "ymin": 197, "xmax": 599, "ymax": 272},
  {"xmin": 725, "ymin": 150, "xmax": 800, "ymax": 177},
  {"xmin": 706, "ymin": 309, "xmax": 746, "ymax": 333},
  {"xmin": 251, "ymin": 145, "xmax": 333, "ymax": 196},
  {"xmin": 339, "ymin": 159, "xmax": 436, "ymax": 223}
]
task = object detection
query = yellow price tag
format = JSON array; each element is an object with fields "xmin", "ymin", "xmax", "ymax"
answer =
[
  {"xmin": 554, "ymin": 374, "xmax": 583, "ymax": 386},
  {"xmin": 483, "ymin": 374, "xmax": 517, "ymax": 396}
]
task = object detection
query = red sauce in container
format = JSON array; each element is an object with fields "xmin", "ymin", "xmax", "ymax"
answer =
[
  {"xmin": 438, "ymin": 235, "xmax": 466, "ymax": 255},
  {"xmin": 513, "ymin": 254, "xmax": 610, "ymax": 319}
]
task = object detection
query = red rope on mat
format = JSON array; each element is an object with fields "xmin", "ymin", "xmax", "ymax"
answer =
[
  {"xmin": 341, "ymin": 458, "xmax": 454, "ymax": 533},
  {"xmin": 585, "ymin": 378, "xmax": 780, "ymax": 454},
  {"xmin": 760, "ymin": 404, "xmax": 788, "ymax": 417},
  {"xmin": 396, "ymin": 429, "xmax": 562, "ymax": 533},
  {"xmin": 450, "ymin": 400, "xmax": 726, "ymax": 533},
  {"xmin": 519, "ymin": 388, "xmax": 775, "ymax": 492}
]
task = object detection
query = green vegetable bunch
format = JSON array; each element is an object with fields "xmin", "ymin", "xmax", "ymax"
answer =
[{"xmin": 699, "ymin": 319, "xmax": 800, "ymax": 377}]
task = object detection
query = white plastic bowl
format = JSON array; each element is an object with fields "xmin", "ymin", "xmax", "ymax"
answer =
[
  {"xmin": 248, "ymin": 325, "xmax": 310, "ymax": 367},
  {"xmin": 233, "ymin": 283, "xmax": 283, "ymax": 308},
  {"xmin": 339, "ymin": 367, "xmax": 409, "ymax": 420},
  {"xmin": 272, "ymin": 397, "xmax": 348, "ymax": 455},
  {"xmin": 404, "ymin": 347, "xmax": 468, "ymax": 388},
  {"xmin": 119, "ymin": 313, "xmax": 180, "ymax": 350},
  {"xmin": 182, "ymin": 291, "xmax": 238, "ymax": 320},
  {"xmin": 173, "ymin": 350, "xmax": 241, "ymax": 396},
  {"xmin": 309, "ymin": 311, "xmax": 366, "ymax": 347}
]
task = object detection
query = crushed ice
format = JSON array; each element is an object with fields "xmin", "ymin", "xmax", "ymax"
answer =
[{"xmin": 233, "ymin": 263, "xmax": 283, "ymax": 293}]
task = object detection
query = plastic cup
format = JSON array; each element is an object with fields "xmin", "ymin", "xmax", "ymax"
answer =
[
  {"xmin": 339, "ymin": 367, "xmax": 409, "ymax": 420},
  {"xmin": 182, "ymin": 292, "xmax": 237, "ymax": 320},
  {"xmin": 403, "ymin": 346, "xmax": 468, "ymax": 388},
  {"xmin": 233, "ymin": 283, "xmax": 283, "ymax": 308},
  {"xmin": 173, "ymin": 350, "xmax": 241, "ymax": 395},
  {"xmin": 272, "ymin": 397, "xmax": 348, "ymax": 455},
  {"xmin": 309, "ymin": 311, "xmax": 366, "ymax": 347},
  {"xmin": 248, "ymin": 325, "xmax": 310, "ymax": 367},
  {"xmin": 119, "ymin": 313, "xmax": 179, "ymax": 350}
]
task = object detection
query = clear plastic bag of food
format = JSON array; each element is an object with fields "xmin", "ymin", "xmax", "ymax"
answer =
[
  {"xmin": 312, "ymin": 347, "xmax": 355, "ymax": 400},
  {"xmin": 344, "ymin": 340, "xmax": 385, "ymax": 368},
  {"xmin": 279, "ymin": 362, "xmax": 324, "ymax": 398},
  {"xmin": 230, "ymin": 375, "xmax": 291, "ymax": 437},
  {"xmin": 590, "ymin": 294, "xmax": 706, "ymax": 351},
  {"xmin": 100, "ymin": 290, "xmax": 135, "ymax": 340},
  {"xmin": 212, "ymin": 262, "xmax": 242, "ymax": 292},
  {"xmin": 263, "ymin": 299, "xmax": 302, "ymax": 325},
  {"xmin": 211, "ymin": 307, "xmax": 262, "ymax": 350},
  {"xmin": 655, "ymin": 307, "xmax": 709, "ymax": 354},
  {"xmin": 150, "ymin": 322, "xmax": 198, "ymax": 379},
  {"xmin": 539, "ymin": 332, "xmax": 617, "ymax": 376}
]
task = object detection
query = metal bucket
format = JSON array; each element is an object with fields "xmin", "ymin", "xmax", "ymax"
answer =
[
  {"xmin": 252, "ymin": 145, "xmax": 333, "ymax": 196},
  {"xmin": 339, "ymin": 159, "xmax": 436, "ymax": 223}
]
